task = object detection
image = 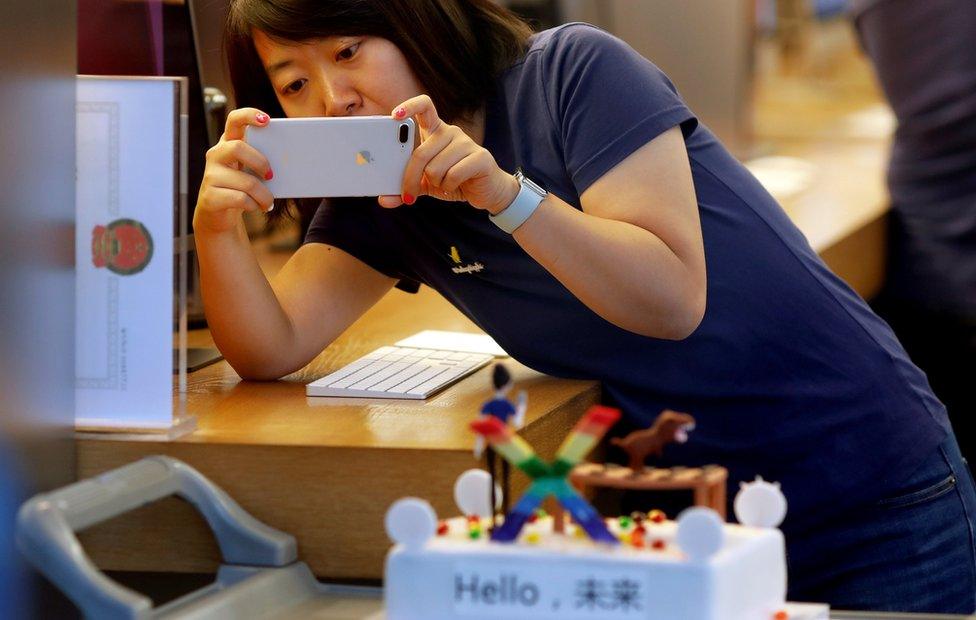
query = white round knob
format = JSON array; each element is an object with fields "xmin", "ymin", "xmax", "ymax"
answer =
[
  {"xmin": 734, "ymin": 476, "xmax": 787, "ymax": 529},
  {"xmin": 454, "ymin": 469, "xmax": 502, "ymax": 517},
  {"xmin": 676, "ymin": 507, "xmax": 725, "ymax": 561},
  {"xmin": 385, "ymin": 498, "xmax": 437, "ymax": 549}
]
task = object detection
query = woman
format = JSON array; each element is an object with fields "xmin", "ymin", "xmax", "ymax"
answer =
[{"xmin": 195, "ymin": 0, "xmax": 976, "ymax": 612}]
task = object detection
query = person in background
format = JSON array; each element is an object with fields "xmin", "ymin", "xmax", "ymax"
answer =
[
  {"xmin": 194, "ymin": 0, "xmax": 976, "ymax": 612},
  {"xmin": 850, "ymin": 0, "xmax": 976, "ymax": 460}
]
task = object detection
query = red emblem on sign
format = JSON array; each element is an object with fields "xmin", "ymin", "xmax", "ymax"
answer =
[{"xmin": 91, "ymin": 218, "xmax": 154, "ymax": 275}]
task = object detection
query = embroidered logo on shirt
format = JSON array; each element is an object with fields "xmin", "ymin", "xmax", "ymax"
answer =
[{"xmin": 449, "ymin": 245, "xmax": 484, "ymax": 274}]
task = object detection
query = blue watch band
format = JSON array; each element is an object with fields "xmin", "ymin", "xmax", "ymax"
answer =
[{"xmin": 489, "ymin": 169, "xmax": 546, "ymax": 234}]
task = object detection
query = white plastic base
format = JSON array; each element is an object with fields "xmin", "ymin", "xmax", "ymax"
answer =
[{"xmin": 385, "ymin": 516, "xmax": 797, "ymax": 620}]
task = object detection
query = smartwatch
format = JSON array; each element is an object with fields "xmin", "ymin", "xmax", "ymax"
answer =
[{"xmin": 489, "ymin": 168, "xmax": 547, "ymax": 234}]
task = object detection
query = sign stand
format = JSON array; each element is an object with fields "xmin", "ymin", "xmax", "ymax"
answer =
[{"xmin": 75, "ymin": 75, "xmax": 196, "ymax": 437}]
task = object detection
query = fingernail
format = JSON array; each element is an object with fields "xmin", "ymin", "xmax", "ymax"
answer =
[
  {"xmin": 265, "ymin": 168, "xmax": 274, "ymax": 181},
  {"xmin": 256, "ymin": 112, "xmax": 269, "ymax": 123},
  {"xmin": 402, "ymin": 193, "xmax": 415, "ymax": 205},
  {"xmin": 394, "ymin": 107, "xmax": 406, "ymax": 119},
  {"xmin": 267, "ymin": 202, "xmax": 275, "ymax": 212}
]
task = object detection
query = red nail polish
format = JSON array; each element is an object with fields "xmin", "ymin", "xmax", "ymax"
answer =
[
  {"xmin": 403, "ymin": 193, "xmax": 415, "ymax": 205},
  {"xmin": 394, "ymin": 107, "xmax": 406, "ymax": 119},
  {"xmin": 256, "ymin": 112, "xmax": 269, "ymax": 123},
  {"xmin": 265, "ymin": 169, "xmax": 274, "ymax": 181}
]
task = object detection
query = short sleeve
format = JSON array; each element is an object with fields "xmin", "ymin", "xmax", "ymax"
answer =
[
  {"xmin": 303, "ymin": 198, "xmax": 421, "ymax": 294},
  {"xmin": 543, "ymin": 24, "xmax": 699, "ymax": 194}
]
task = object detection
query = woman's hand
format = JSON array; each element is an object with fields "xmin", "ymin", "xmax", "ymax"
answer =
[
  {"xmin": 193, "ymin": 108, "xmax": 276, "ymax": 236},
  {"xmin": 378, "ymin": 95, "xmax": 519, "ymax": 214}
]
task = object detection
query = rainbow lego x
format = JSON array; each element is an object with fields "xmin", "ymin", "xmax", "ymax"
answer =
[{"xmin": 470, "ymin": 405, "xmax": 621, "ymax": 543}]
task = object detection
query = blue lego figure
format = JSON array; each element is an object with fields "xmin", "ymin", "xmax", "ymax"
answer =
[
  {"xmin": 475, "ymin": 363, "xmax": 527, "ymax": 520},
  {"xmin": 475, "ymin": 364, "xmax": 526, "ymax": 457}
]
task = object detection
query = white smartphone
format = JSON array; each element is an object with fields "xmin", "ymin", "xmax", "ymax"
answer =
[{"xmin": 244, "ymin": 116, "xmax": 416, "ymax": 198}]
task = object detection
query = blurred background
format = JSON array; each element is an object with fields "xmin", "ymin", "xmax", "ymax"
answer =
[
  {"xmin": 3, "ymin": 0, "xmax": 972, "ymax": 616},
  {"xmin": 0, "ymin": 0, "xmax": 77, "ymax": 615}
]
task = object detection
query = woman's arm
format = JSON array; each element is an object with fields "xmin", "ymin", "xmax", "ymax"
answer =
[
  {"xmin": 512, "ymin": 126, "xmax": 706, "ymax": 339},
  {"xmin": 199, "ymin": 232, "xmax": 395, "ymax": 380},
  {"xmin": 386, "ymin": 97, "xmax": 705, "ymax": 340}
]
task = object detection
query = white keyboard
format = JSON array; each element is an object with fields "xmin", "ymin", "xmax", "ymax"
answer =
[{"xmin": 306, "ymin": 346, "xmax": 494, "ymax": 399}]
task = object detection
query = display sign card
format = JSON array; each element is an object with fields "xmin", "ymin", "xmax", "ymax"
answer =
[{"xmin": 75, "ymin": 76, "xmax": 188, "ymax": 432}]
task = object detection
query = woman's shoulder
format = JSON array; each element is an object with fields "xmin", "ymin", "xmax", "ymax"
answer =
[{"xmin": 522, "ymin": 22, "xmax": 629, "ymax": 66}]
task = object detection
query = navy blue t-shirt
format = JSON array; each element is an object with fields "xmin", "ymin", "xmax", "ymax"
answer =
[{"xmin": 306, "ymin": 24, "xmax": 949, "ymax": 529}]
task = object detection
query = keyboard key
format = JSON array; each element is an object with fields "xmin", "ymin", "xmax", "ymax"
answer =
[
  {"xmin": 327, "ymin": 360, "xmax": 395, "ymax": 389},
  {"xmin": 379, "ymin": 348, "xmax": 411, "ymax": 361},
  {"xmin": 406, "ymin": 366, "xmax": 471, "ymax": 396},
  {"xmin": 348, "ymin": 361, "xmax": 411, "ymax": 390},
  {"xmin": 391, "ymin": 366, "xmax": 449, "ymax": 393},
  {"xmin": 314, "ymin": 358, "xmax": 375, "ymax": 384},
  {"xmin": 369, "ymin": 365, "xmax": 429, "ymax": 393}
]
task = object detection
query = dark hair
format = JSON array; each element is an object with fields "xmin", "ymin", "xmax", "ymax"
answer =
[
  {"xmin": 224, "ymin": 0, "xmax": 534, "ymax": 223},
  {"xmin": 492, "ymin": 363, "xmax": 511, "ymax": 390}
]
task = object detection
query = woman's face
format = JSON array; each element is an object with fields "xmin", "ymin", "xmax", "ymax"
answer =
[{"xmin": 253, "ymin": 30, "xmax": 424, "ymax": 118}]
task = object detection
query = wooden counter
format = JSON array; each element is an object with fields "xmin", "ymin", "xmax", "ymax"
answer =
[{"xmin": 77, "ymin": 285, "xmax": 599, "ymax": 579}]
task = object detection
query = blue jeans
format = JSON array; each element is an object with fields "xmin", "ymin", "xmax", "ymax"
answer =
[{"xmin": 786, "ymin": 433, "xmax": 976, "ymax": 613}]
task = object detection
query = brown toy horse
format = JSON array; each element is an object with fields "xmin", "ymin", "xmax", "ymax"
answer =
[{"xmin": 611, "ymin": 410, "xmax": 696, "ymax": 471}]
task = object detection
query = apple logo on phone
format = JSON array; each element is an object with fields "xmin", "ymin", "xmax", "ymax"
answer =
[{"xmin": 356, "ymin": 150, "xmax": 374, "ymax": 166}]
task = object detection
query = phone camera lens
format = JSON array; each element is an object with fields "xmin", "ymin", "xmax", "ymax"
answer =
[{"xmin": 398, "ymin": 123, "xmax": 409, "ymax": 144}]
